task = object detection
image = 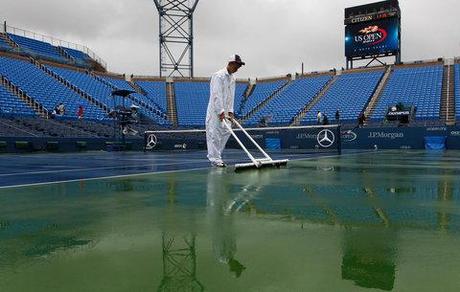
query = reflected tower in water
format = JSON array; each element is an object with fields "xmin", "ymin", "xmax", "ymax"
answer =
[
  {"xmin": 158, "ymin": 233, "xmax": 203, "ymax": 292},
  {"xmin": 158, "ymin": 174, "xmax": 204, "ymax": 292}
]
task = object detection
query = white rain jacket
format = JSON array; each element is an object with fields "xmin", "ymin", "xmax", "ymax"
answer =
[
  {"xmin": 206, "ymin": 68, "xmax": 236, "ymax": 163},
  {"xmin": 207, "ymin": 68, "xmax": 235, "ymax": 117}
]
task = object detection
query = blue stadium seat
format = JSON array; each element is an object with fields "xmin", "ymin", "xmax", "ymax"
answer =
[
  {"xmin": 0, "ymin": 84, "xmax": 36, "ymax": 116},
  {"xmin": 246, "ymin": 75, "xmax": 331, "ymax": 126},
  {"xmin": 133, "ymin": 80, "xmax": 168, "ymax": 113},
  {"xmin": 46, "ymin": 66, "xmax": 169, "ymax": 125},
  {"xmin": 0, "ymin": 56, "xmax": 108, "ymax": 120},
  {"xmin": 8, "ymin": 34, "xmax": 65, "ymax": 63},
  {"xmin": 455, "ymin": 64, "xmax": 460, "ymax": 119},
  {"xmin": 99, "ymin": 76, "xmax": 169, "ymax": 125},
  {"xmin": 234, "ymin": 82, "xmax": 249, "ymax": 116},
  {"xmin": 0, "ymin": 36, "xmax": 12, "ymax": 51},
  {"xmin": 372, "ymin": 65, "xmax": 443, "ymax": 120},
  {"xmin": 240, "ymin": 80, "xmax": 286, "ymax": 117},
  {"xmin": 61, "ymin": 47, "xmax": 91, "ymax": 64},
  {"xmin": 302, "ymin": 71, "xmax": 384, "ymax": 124},
  {"xmin": 175, "ymin": 81, "xmax": 209, "ymax": 127}
]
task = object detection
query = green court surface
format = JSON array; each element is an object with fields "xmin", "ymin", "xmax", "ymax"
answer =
[{"xmin": 1, "ymin": 150, "xmax": 460, "ymax": 291}]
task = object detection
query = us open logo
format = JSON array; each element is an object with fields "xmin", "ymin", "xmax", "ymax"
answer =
[
  {"xmin": 317, "ymin": 129, "xmax": 335, "ymax": 148},
  {"xmin": 355, "ymin": 25, "xmax": 387, "ymax": 46},
  {"xmin": 341, "ymin": 130, "xmax": 357, "ymax": 142},
  {"xmin": 146, "ymin": 134, "xmax": 158, "ymax": 150}
]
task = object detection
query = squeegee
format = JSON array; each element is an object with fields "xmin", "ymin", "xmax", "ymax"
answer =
[{"xmin": 222, "ymin": 117, "xmax": 288, "ymax": 172}]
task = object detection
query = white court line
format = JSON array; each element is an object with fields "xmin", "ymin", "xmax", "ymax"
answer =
[
  {"xmin": 0, "ymin": 159, "xmax": 216, "ymax": 178},
  {"xmin": 0, "ymin": 167, "xmax": 211, "ymax": 190},
  {"xmin": 0, "ymin": 150, "xmax": 373, "ymax": 190}
]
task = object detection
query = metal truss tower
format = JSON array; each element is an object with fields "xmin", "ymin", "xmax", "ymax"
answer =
[
  {"xmin": 157, "ymin": 233, "xmax": 204, "ymax": 292},
  {"xmin": 153, "ymin": 0, "xmax": 199, "ymax": 77}
]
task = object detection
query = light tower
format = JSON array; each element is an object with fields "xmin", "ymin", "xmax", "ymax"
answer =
[{"xmin": 153, "ymin": 0, "xmax": 199, "ymax": 78}]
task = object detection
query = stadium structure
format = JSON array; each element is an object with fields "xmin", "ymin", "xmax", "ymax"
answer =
[{"xmin": 0, "ymin": 0, "xmax": 459, "ymax": 153}]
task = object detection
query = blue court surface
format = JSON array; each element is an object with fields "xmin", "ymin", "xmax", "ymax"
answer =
[
  {"xmin": 0, "ymin": 150, "xmax": 347, "ymax": 188},
  {"xmin": 1, "ymin": 150, "xmax": 460, "ymax": 292}
]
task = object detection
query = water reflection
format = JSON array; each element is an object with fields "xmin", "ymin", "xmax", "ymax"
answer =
[
  {"xmin": 437, "ymin": 169, "xmax": 454, "ymax": 232},
  {"xmin": 0, "ymin": 151, "xmax": 459, "ymax": 291},
  {"xmin": 158, "ymin": 233, "xmax": 203, "ymax": 292},
  {"xmin": 0, "ymin": 190, "xmax": 96, "ymax": 274},
  {"xmin": 341, "ymin": 228, "xmax": 397, "ymax": 291},
  {"xmin": 157, "ymin": 174, "xmax": 204, "ymax": 291},
  {"xmin": 207, "ymin": 169, "xmax": 246, "ymax": 278}
]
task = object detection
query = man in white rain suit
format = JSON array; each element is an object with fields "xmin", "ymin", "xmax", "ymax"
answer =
[{"xmin": 206, "ymin": 54, "xmax": 245, "ymax": 167}]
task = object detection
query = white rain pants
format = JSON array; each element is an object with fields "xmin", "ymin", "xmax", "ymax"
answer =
[{"xmin": 206, "ymin": 114, "xmax": 231, "ymax": 164}]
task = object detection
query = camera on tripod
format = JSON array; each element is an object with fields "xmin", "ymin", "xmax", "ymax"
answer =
[
  {"xmin": 109, "ymin": 105, "xmax": 140, "ymax": 135},
  {"xmin": 110, "ymin": 89, "xmax": 140, "ymax": 137}
]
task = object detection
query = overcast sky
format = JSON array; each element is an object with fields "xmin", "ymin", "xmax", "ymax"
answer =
[{"xmin": 2, "ymin": 0, "xmax": 459, "ymax": 78}]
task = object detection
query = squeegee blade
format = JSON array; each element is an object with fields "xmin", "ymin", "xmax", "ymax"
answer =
[{"xmin": 234, "ymin": 159, "xmax": 288, "ymax": 172}]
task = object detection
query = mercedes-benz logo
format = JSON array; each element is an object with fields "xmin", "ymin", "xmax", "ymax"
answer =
[
  {"xmin": 146, "ymin": 134, "xmax": 158, "ymax": 150},
  {"xmin": 317, "ymin": 129, "xmax": 335, "ymax": 148}
]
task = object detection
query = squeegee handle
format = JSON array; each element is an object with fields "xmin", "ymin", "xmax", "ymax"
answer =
[
  {"xmin": 222, "ymin": 119, "xmax": 260, "ymax": 166},
  {"xmin": 230, "ymin": 118, "xmax": 272, "ymax": 161}
]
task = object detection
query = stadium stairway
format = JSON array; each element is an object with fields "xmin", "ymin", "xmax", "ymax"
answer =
[
  {"xmin": 129, "ymin": 80, "xmax": 148, "ymax": 96},
  {"xmin": 291, "ymin": 74, "xmax": 338, "ymax": 126},
  {"xmin": 236, "ymin": 82, "xmax": 254, "ymax": 117},
  {"xmin": 241, "ymin": 78, "xmax": 291, "ymax": 122},
  {"xmin": 363, "ymin": 66, "xmax": 393, "ymax": 122},
  {"xmin": 244, "ymin": 82, "xmax": 256, "ymax": 99},
  {"xmin": 35, "ymin": 61, "xmax": 110, "ymax": 112},
  {"xmin": 56, "ymin": 46, "xmax": 75, "ymax": 64},
  {"xmin": 455, "ymin": 63, "xmax": 460, "ymax": 122},
  {"xmin": 0, "ymin": 33, "xmax": 19, "ymax": 50},
  {"xmin": 166, "ymin": 80, "xmax": 178, "ymax": 127},
  {"xmin": 440, "ymin": 64, "xmax": 456, "ymax": 125},
  {"xmin": 0, "ymin": 73, "xmax": 49, "ymax": 118}
]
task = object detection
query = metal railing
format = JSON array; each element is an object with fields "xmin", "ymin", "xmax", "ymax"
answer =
[{"xmin": 4, "ymin": 23, "xmax": 107, "ymax": 69}]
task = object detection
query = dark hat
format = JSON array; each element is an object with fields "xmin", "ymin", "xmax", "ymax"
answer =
[{"xmin": 228, "ymin": 54, "xmax": 245, "ymax": 66}]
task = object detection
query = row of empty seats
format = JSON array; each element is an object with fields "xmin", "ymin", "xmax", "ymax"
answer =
[
  {"xmin": 8, "ymin": 34, "xmax": 64, "ymax": 62},
  {"xmin": 0, "ymin": 51, "xmax": 453, "ymax": 132},
  {"xmin": 372, "ymin": 66, "xmax": 443, "ymax": 120},
  {"xmin": 455, "ymin": 64, "xmax": 460, "ymax": 119},
  {"xmin": 0, "ymin": 36, "xmax": 11, "ymax": 50},
  {"xmin": 96, "ymin": 75, "xmax": 169, "ymax": 125},
  {"xmin": 47, "ymin": 66, "xmax": 166, "ymax": 124},
  {"xmin": 239, "ymin": 80, "xmax": 286, "ymax": 117},
  {"xmin": 303, "ymin": 71, "xmax": 383, "ymax": 124},
  {"xmin": 246, "ymin": 75, "xmax": 331, "ymax": 126},
  {"xmin": 233, "ymin": 82, "xmax": 249, "ymax": 116},
  {"xmin": 62, "ymin": 47, "xmax": 91, "ymax": 65},
  {"xmin": 135, "ymin": 80, "xmax": 168, "ymax": 113},
  {"xmin": 174, "ymin": 81, "xmax": 248, "ymax": 127},
  {"xmin": 0, "ymin": 84, "xmax": 35, "ymax": 116},
  {"xmin": 0, "ymin": 56, "xmax": 107, "ymax": 120},
  {"xmin": 2, "ymin": 33, "xmax": 94, "ymax": 68},
  {"xmin": 175, "ymin": 82, "xmax": 209, "ymax": 127}
]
